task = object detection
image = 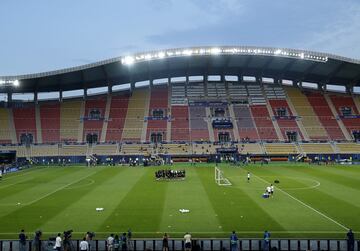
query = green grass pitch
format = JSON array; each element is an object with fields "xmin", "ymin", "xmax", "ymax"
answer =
[{"xmin": 0, "ymin": 163, "xmax": 359, "ymax": 239}]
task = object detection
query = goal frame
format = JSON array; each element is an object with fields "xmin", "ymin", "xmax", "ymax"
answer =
[{"xmin": 214, "ymin": 166, "xmax": 232, "ymax": 186}]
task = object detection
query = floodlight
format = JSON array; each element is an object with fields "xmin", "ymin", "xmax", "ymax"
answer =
[
  {"xmin": 210, "ymin": 47, "xmax": 221, "ymax": 55},
  {"xmin": 182, "ymin": 49, "xmax": 193, "ymax": 56},
  {"xmin": 13, "ymin": 80, "xmax": 20, "ymax": 87},
  {"xmin": 158, "ymin": 52, "xmax": 165, "ymax": 58},
  {"xmin": 123, "ymin": 56, "xmax": 135, "ymax": 65},
  {"xmin": 274, "ymin": 49, "xmax": 282, "ymax": 55}
]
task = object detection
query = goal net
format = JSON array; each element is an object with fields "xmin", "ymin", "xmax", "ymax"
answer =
[{"xmin": 214, "ymin": 167, "xmax": 232, "ymax": 186}]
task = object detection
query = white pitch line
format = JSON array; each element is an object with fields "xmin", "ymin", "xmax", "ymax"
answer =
[
  {"xmin": 253, "ymin": 174, "xmax": 348, "ymax": 231},
  {"xmin": 21, "ymin": 170, "xmax": 98, "ymax": 206},
  {"xmin": 0, "ymin": 176, "xmax": 34, "ymax": 190},
  {"xmin": 2, "ymin": 167, "xmax": 48, "ymax": 181}
]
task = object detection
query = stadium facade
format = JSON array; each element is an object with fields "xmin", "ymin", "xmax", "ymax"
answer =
[{"xmin": 0, "ymin": 46, "xmax": 360, "ymax": 161}]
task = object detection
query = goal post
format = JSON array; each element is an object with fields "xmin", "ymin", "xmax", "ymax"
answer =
[{"xmin": 214, "ymin": 166, "xmax": 232, "ymax": 186}]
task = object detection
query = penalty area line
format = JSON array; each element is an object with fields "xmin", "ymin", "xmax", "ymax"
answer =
[{"xmin": 253, "ymin": 174, "xmax": 348, "ymax": 231}]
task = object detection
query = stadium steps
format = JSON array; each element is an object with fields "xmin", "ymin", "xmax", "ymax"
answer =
[
  {"xmin": 353, "ymin": 95, "xmax": 360, "ymax": 118},
  {"xmin": 237, "ymin": 143, "xmax": 264, "ymax": 154},
  {"xmin": 264, "ymin": 143, "xmax": 299, "ymax": 155},
  {"xmin": 265, "ymin": 99, "xmax": 284, "ymax": 141},
  {"xmin": 100, "ymin": 95, "xmax": 112, "ymax": 143},
  {"xmin": 10, "ymin": 111, "xmax": 18, "ymax": 143},
  {"xmin": 330, "ymin": 142, "xmax": 340, "ymax": 153},
  {"xmin": 324, "ymin": 94, "xmax": 352, "ymax": 141},
  {"xmin": 92, "ymin": 143, "xmax": 119, "ymax": 155},
  {"xmin": 228, "ymin": 104, "xmax": 240, "ymax": 141},
  {"xmin": 166, "ymin": 86, "xmax": 172, "ymax": 142},
  {"xmin": 336, "ymin": 143, "xmax": 360, "ymax": 153},
  {"xmin": 299, "ymin": 143, "xmax": 334, "ymax": 154},
  {"xmin": 205, "ymin": 107, "xmax": 215, "ymax": 142},
  {"xmin": 284, "ymin": 89, "xmax": 310, "ymax": 141},
  {"xmin": 141, "ymin": 88, "xmax": 151, "ymax": 142},
  {"xmin": 30, "ymin": 144, "xmax": 59, "ymax": 157},
  {"xmin": 59, "ymin": 144, "xmax": 87, "ymax": 156},
  {"xmin": 122, "ymin": 89, "xmax": 148, "ymax": 141},
  {"xmin": 35, "ymin": 105, "xmax": 43, "ymax": 144},
  {"xmin": 0, "ymin": 108, "xmax": 14, "ymax": 144},
  {"xmin": 77, "ymin": 100, "xmax": 85, "ymax": 143}
]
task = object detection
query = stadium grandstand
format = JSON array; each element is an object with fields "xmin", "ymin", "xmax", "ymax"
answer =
[
  {"xmin": 0, "ymin": 46, "xmax": 360, "ymax": 162},
  {"xmin": 1, "ymin": 46, "xmax": 360, "ymax": 251}
]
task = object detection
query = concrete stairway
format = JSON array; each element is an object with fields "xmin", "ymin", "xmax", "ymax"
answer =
[
  {"xmin": 35, "ymin": 105, "xmax": 43, "ymax": 143},
  {"xmin": 100, "ymin": 95, "xmax": 112, "ymax": 142}
]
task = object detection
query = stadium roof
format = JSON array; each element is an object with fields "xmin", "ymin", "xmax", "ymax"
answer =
[{"xmin": 1, "ymin": 46, "xmax": 360, "ymax": 93}]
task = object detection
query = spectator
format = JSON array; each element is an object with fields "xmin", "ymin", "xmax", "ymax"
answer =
[
  {"xmin": 54, "ymin": 233, "xmax": 62, "ymax": 251},
  {"xmin": 80, "ymin": 237, "xmax": 89, "ymax": 251},
  {"xmin": 121, "ymin": 233, "xmax": 127, "ymax": 251},
  {"xmin": 107, "ymin": 233, "xmax": 115, "ymax": 251},
  {"xmin": 86, "ymin": 232, "xmax": 94, "ymax": 251},
  {"xmin": 113, "ymin": 235, "xmax": 120, "ymax": 251},
  {"xmin": 230, "ymin": 231, "xmax": 238, "ymax": 251},
  {"xmin": 127, "ymin": 229, "xmax": 133, "ymax": 250},
  {"xmin": 263, "ymin": 230, "xmax": 271, "ymax": 251},
  {"xmin": 184, "ymin": 232, "xmax": 192, "ymax": 251},
  {"xmin": 19, "ymin": 229, "xmax": 27, "ymax": 251},
  {"xmin": 347, "ymin": 229, "xmax": 355, "ymax": 251},
  {"xmin": 162, "ymin": 233, "xmax": 169, "ymax": 251},
  {"xmin": 32, "ymin": 230, "xmax": 42, "ymax": 251}
]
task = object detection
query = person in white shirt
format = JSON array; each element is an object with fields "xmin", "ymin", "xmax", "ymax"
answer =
[
  {"xmin": 0, "ymin": 169, "xmax": 3, "ymax": 180},
  {"xmin": 184, "ymin": 232, "xmax": 192, "ymax": 251},
  {"xmin": 54, "ymin": 233, "xmax": 62, "ymax": 251},
  {"xmin": 266, "ymin": 186, "xmax": 271, "ymax": 195},
  {"xmin": 270, "ymin": 184, "xmax": 274, "ymax": 197},
  {"xmin": 80, "ymin": 237, "xmax": 89, "ymax": 251},
  {"xmin": 247, "ymin": 172, "xmax": 251, "ymax": 183},
  {"xmin": 107, "ymin": 234, "xmax": 114, "ymax": 251}
]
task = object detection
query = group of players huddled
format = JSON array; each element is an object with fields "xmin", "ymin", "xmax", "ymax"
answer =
[{"xmin": 155, "ymin": 169, "xmax": 186, "ymax": 180}]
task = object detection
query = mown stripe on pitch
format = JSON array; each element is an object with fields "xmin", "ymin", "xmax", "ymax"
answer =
[
  {"xmin": 97, "ymin": 167, "xmax": 168, "ymax": 233},
  {"xmin": 195, "ymin": 167, "xmax": 287, "ymax": 233},
  {"xmin": 158, "ymin": 167, "xmax": 221, "ymax": 233},
  {"xmin": 250, "ymin": 166, "xmax": 359, "ymax": 230},
  {"xmin": 270, "ymin": 165, "xmax": 360, "ymax": 209},
  {"xmin": 0, "ymin": 167, "xmax": 78, "ymax": 202},
  {"xmin": 0, "ymin": 167, "xmax": 115, "ymax": 233}
]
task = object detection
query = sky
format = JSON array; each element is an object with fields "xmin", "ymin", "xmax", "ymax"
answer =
[{"xmin": 0, "ymin": 0, "xmax": 360, "ymax": 76}]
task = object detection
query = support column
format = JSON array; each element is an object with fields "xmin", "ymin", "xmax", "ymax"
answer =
[
  {"xmin": 238, "ymin": 75, "xmax": 243, "ymax": 84},
  {"xmin": 34, "ymin": 91, "xmax": 38, "ymax": 104},
  {"xmin": 108, "ymin": 83, "xmax": 113, "ymax": 95},
  {"xmin": 59, "ymin": 91, "xmax": 63, "ymax": 102},
  {"xmin": 220, "ymin": 74, "xmax": 225, "ymax": 83},
  {"xmin": 7, "ymin": 92, "xmax": 12, "ymax": 104},
  {"xmin": 130, "ymin": 82, "xmax": 135, "ymax": 93},
  {"xmin": 346, "ymin": 85, "xmax": 353, "ymax": 95},
  {"xmin": 84, "ymin": 88, "xmax": 88, "ymax": 100}
]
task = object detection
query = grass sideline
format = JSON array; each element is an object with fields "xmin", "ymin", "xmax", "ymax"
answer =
[{"xmin": 0, "ymin": 163, "xmax": 359, "ymax": 239}]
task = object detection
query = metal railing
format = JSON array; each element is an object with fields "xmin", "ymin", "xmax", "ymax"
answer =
[{"xmin": 0, "ymin": 238, "xmax": 359, "ymax": 251}]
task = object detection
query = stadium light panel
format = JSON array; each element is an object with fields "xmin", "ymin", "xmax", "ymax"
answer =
[
  {"xmin": 210, "ymin": 47, "xmax": 221, "ymax": 55},
  {"xmin": 158, "ymin": 52, "xmax": 165, "ymax": 58},
  {"xmin": 122, "ymin": 56, "xmax": 135, "ymax": 65},
  {"xmin": 274, "ymin": 49, "xmax": 282, "ymax": 55},
  {"xmin": 13, "ymin": 80, "xmax": 19, "ymax": 87}
]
